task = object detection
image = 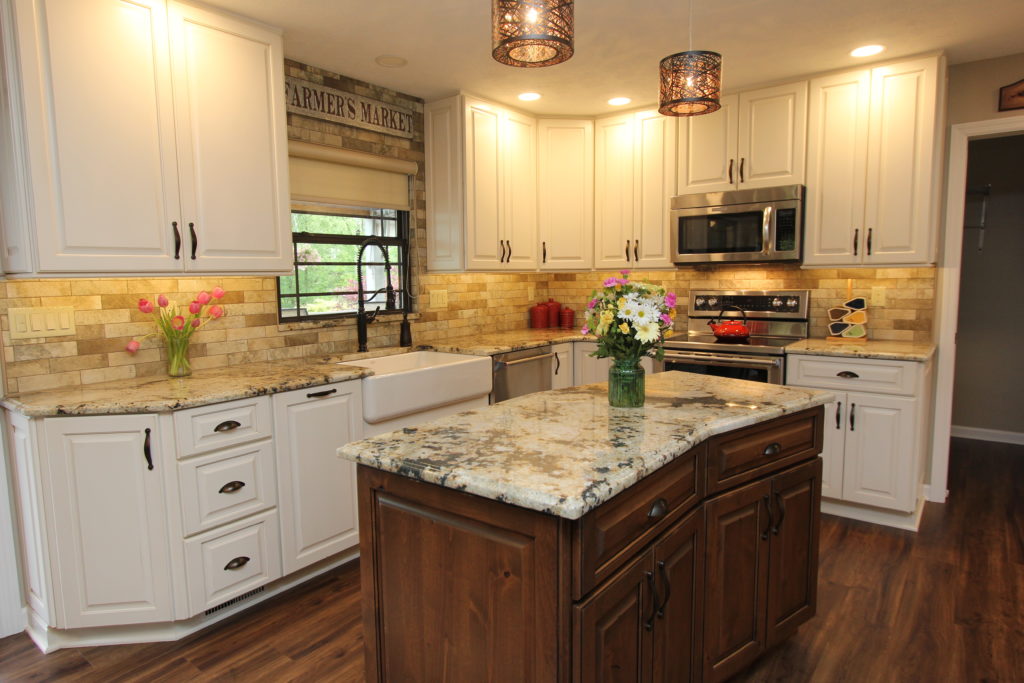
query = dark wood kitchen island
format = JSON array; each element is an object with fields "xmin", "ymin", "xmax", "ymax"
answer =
[{"xmin": 339, "ymin": 372, "xmax": 830, "ymax": 682}]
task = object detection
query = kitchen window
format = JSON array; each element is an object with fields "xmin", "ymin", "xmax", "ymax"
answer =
[{"xmin": 277, "ymin": 205, "xmax": 410, "ymax": 321}]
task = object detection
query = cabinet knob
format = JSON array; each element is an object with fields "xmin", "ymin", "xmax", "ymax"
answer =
[
  {"xmin": 218, "ymin": 480, "xmax": 246, "ymax": 494},
  {"xmin": 223, "ymin": 556, "xmax": 251, "ymax": 571},
  {"xmin": 647, "ymin": 497, "xmax": 669, "ymax": 520}
]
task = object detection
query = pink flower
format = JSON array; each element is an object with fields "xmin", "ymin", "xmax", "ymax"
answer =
[
  {"xmin": 603, "ymin": 277, "xmax": 619, "ymax": 287},
  {"xmin": 189, "ymin": 301, "xmax": 202, "ymax": 314},
  {"xmin": 211, "ymin": 286, "xmax": 225, "ymax": 299},
  {"xmin": 196, "ymin": 291, "xmax": 212, "ymax": 305},
  {"xmin": 190, "ymin": 318, "xmax": 201, "ymax": 328},
  {"xmin": 171, "ymin": 315, "xmax": 186, "ymax": 330},
  {"xmin": 587, "ymin": 298, "xmax": 598, "ymax": 310},
  {"xmin": 665, "ymin": 292, "xmax": 677, "ymax": 307},
  {"xmin": 581, "ymin": 325, "xmax": 590, "ymax": 335},
  {"xmin": 620, "ymin": 270, "xmax": 631, "ymax": 277},
  {"xmin": 138, "ymin": 298, "xmax": 154, "ymax": 314},
  {"xmin": 660, "ymin": 313, "xmax": 673, "ymax": 326},
  {"xmin": 157, "ymin": 294, "xmax": 169, "ymax": 308},
  {"xmin": 208, "ymin": 305, "xmax": 224, "ymax": 319},
  {"xmin": 125, "ymin": 340, "xmax": 141, "ymax": 353}
]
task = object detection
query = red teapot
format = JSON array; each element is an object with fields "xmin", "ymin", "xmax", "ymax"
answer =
[{"xmin": 707, "ymin": 305, "xmax": 750, "ymax": 340}]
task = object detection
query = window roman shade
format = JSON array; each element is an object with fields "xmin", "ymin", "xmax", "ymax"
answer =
[{"xmin": 288, "ymin": 141, "xmax": 416, "ymax": 210}]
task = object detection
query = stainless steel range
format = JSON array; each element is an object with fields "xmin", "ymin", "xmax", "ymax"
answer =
[{"xmin": 663, "ymin": 289, "xmax": 810, "ymax": 384}]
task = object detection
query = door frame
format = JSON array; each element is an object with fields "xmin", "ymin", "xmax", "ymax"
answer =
[{"xmin": 929, "ymin": 114, "xmax": 1024, "ymax": 502}]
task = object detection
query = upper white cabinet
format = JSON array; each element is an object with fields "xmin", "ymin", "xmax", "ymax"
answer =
[
  {"xmin": 594, "ymin": 110, "xmax": 676, "ymax": 270},
  {"xmin": 803, "ymin": 56, "xmax": 942, "ymax": 266},
  {"xmin": 3, "ymin": 0, "xmax": 290, "ymax": 274},
  {"xmin": 677, "ymin": 82, "xmax": 807, "ymax": 194},
  {"xmin": 426, "ymin": 95, "xmax": 537, "ymax": 271},
  {"xmin": 537, "ymin": 119, "xmax": 594, "ymax": 270}
]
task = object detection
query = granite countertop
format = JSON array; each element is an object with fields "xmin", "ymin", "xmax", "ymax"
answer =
[
  {"xmin": 784, "ymin": 339, "xmax": 935, "ymax": 362},
  {"xmin": 339, "ymin": 371, "xmax": 833, "ymax": 520},
  {"xmin": 428, "ymin": 328, "xmax": 589, "ymax": 356}
]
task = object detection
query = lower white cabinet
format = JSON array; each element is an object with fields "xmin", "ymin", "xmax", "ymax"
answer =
[
  {"xmin": 573, "ymin": 341, "xmax": 657, "ymax": 386},
  {"xmin": 273, "ymin": 383, "xmax": 363, "ymax": 574},
  {"xmin": 551, "ymin": 343, "xmax": 574, "ymax": 390}
]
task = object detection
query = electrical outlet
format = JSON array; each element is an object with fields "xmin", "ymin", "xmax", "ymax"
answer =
[
  {"xmin": 871, "ymin": 287, "xmax": 886, "ymax": 307},
  {"xmin": 9, "ymin": 307, "xmax": 77, "ymax": 340},
  {"xmin": 429, "ymin": 289, "xmax": 448, "ymax": 308}
]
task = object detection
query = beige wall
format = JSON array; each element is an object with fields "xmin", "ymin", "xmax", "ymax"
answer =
[
  {"xmin": 948, "ymin": 52, "xmax": 1024, "ymax": 125},
  {"xmin": 951, "ymin": 135, "xmax": 1024, "ymax": 433}
]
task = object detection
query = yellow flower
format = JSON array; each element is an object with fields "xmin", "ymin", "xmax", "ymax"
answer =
[
  {"xmin": 617, "ymin": 297, "xmax": 627, "ymax": 309},
  {"xmin": 600, "ymin": 309, "xmax": 614, "ymax": 325},
  {"xmin": 669, "ymin": 308, "xmax": 677, "ymax": 319},
  {"xmin": 618, "ymin": 322, "xmax": 630, "ymax": 335}
]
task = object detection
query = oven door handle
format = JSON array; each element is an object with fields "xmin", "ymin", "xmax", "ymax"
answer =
[{"xmin": 664, "ymin": 352, "xmax": 782, "ymax": 369}]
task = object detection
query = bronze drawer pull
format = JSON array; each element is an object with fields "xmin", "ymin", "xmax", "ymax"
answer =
[
  {"xmin": 306, "ymin": 388, "xmax": 337, "ymax": 399},
  {"xmin": 218, "ymin": 480, "xmax": 246, "ymax": 494},
  {"xmin": 656, "ymin": 560, "xmax": 671, "ymax": 618},
  {"xmin": 836, "ymin": 370, "xmax": 859, "ymax": 379},
  {"xmin": 763, "ymin": 442, "xmax": 782, "ymax": 457},
  {"xmin": 214, "ymin": 420, "xmax": 241, "ymax": 433},
  {"xmin": 647, "ymin": 498, "xmax": 669, "ymax": 520},
  {"xmin": 644, "ymin": 571, "xmax": 658, "ymax": 631},
  {"xmin": 143, "ymin": 428, "xmax": 153, "ymax": 471},
  {"xmin": 224, "ymin": 556, "xmax": 250, "ymax": 571}
]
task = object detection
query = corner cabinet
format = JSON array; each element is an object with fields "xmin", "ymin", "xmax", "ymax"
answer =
[
  {"xmin": 677, "ymin": 82, "xmax": 807, "ymax": 195},
  {"xmin": 537, "ymin": 118, "xmax": 594, "ymax": 270},
  {"xmin": 425, "ymin": 94, "xmax": 537, "ymax": 271},
  {"xmin": 2, "ymin": 0, "xmax": 291, "ymax": 274},
  {"xmin": 803, "ymin": 56, "xmax": 943, "ymax": 266},
  {"xmin": 594, "ymin": 110, "xmax": 677, "ymax": 270}
]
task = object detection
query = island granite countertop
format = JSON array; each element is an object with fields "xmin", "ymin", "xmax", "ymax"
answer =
[{"xmin": 339, "ymin": 371, "xmax": 833, "ymax": 520}]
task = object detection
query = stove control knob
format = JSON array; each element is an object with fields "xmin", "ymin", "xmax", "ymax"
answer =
[
  {"xmin": 771, "ymin": 297, "xmax": 782, "ymax": 307},
  {"xmin": 786, "ymin": 297, "xmax": 798, "ymax": 309},
  {"xmin": 695, "ymin": 297, "xmax": 705, "ymax": 309},
  {"xmin": 707, "ymin": 297, "xmax": 718, "ymax": 308}
]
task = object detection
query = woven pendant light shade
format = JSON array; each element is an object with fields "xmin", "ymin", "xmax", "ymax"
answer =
[
  {"xmin": 658, "ymin": 50, "xmax": 722, "ymax": 116},
  {"xmin": 492, "ymin": 0, "xmax": 574, "ymax": 68}
]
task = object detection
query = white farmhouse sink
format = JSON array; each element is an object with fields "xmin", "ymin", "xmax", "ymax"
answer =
[{"xmin": 344, "ymin": 351, "xmax": 492, "ymax": 425}]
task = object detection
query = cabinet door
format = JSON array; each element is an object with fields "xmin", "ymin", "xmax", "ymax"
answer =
[
  {"xmin": 766, "ymin": 458, "xmax": 821, "ymax": 647},
  {"xmin": 633, "ymin": 111, "xmax": 675, "ymax": 268},
  {"xmin": 676, "ymin": 94, "xmax": 738, "ymax": 194},
  {"xmin": 463, "ymin": 100, "xmax": 503, "ymax": 270},
  {"xmin": 551, "ymin": 342, "xmax": 574, "ymax": 390},
  {"xmin": 538, "ymin": 119, "xmax": 594, "ymax": 270},
  {"xmin": 842, "ymin": 391, "xmax": 917, "ymax": 512},
  {"xmin": 652, "ymin": 507, "xmax": 704, "ymax": 683},
  {"xmin": 803, "ymin": 69, "xmax": 871, "ymax": 266},
  {"xmin": 818, "ymin": 393, "xmax": 847, "ymax": 499},
  {"xmin": 168, "ymin": 1, "xmax": 291, "ymax": 273},
  {"xmin": 274, "ymin": 383, "xmax": 363, "ymax": 574},
  {"xmin": 703, "ymin": 477, "xmax": 770, "ymax": 683},
  {"xmin": 863, "ymin": 57, "xmax": 938, "ymax": 264},
  {"xmin": 501, "ymin": 109, "xmax": 538, "ymax": 269},
  {"xmin": 737, "ymin": 82, "xmax": 807, "ymax": 189},
  {"xmin": 14, "ymin": 0, "xmax": 182, "ymax": 272},
  {"xmin": 575, "ymin": 549, "xmax": 654, "ymax": 683},
  {"xmin": 594, "ymin": 113, "xmax": 635, "ymax": 269},
  {"xmin": 42, "ymin": 415, "xmax": 173, "ymax": 628},
  {"xmin": 424, "ymin": 96, "xmax": 465, "ymax": 271}
]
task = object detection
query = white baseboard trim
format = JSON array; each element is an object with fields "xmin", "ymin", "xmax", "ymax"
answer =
[
  {"xmin": 25, "ymin": 548, "xmax": 359, "ymax": 653},
  {"xmin": 950, "ymin": 425, "xmax": 1024, "ymax": 446},
  {"xmin": 821, "ymin": 495, "xmax": 925, "ymax": 532}
]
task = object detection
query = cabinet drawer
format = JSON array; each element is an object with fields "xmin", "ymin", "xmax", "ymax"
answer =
[
  {"xmin": 573, "ymin": 444, "xmax": 704, "ymax": 599},
  {"xmin": 178, "ymin": 441, "xmax": 277, "ymax": 536},
  {"xmin": 786, "ymin": 354, "xmax": 918, "ymax": 396},
  {"xmin": 183, "ymin": 509, "xmax": 282, "ymax": 616},
  {"xmin": 706, "ymin": 409, "xmax": 823, "ymax": 494},
  {"xmin": 174, "ymin": 396, "xmax": 273, "ymax": 458}
]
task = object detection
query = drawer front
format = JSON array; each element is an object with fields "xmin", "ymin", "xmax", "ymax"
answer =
[
  {"xmin": 174, "ymin": 396, "xmax": 273, "ymax": 458},
  {"xmin": 573, "ymin": 444, "xmax": 704, "ymax": 599},
  {"xmin": 183, "ymin": 509, "xmax": 282, "ymax": 616},
  {"xmin": 786, "ymin": 354, "xmax": 918, "ymax": 396},
  {"xmin": 178, "ymin": 441, "xmax": 277, "ymax": 536},
  {"xmin": 706, "ymin": 409, "xmax": 823, "ymax": 495}
]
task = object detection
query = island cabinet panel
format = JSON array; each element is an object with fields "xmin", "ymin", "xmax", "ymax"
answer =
[{"xmin": 357, "ymin": 466, "xmax": 568, "ymax": 683}]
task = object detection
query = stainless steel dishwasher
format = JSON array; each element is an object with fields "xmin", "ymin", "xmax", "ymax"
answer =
[{"xmin": 491, "ymin": 346, "xmax": 554, "ymax": 402}]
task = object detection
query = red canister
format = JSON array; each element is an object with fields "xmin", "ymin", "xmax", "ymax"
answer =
[
  {"xmin": 546, "ymin": 298, "xmax": 561, "ymax": 327},
  {"xmin": 559, "ymin": 307, "xmax": 575, "ymax": 329},
  {"xmin": 530, "ymin": 302, "xmax": 549, "ymax": 328}
]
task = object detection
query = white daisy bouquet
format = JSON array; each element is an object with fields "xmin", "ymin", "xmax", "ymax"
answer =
[{"xmin": 581, "ymin": 271, "xmax": 677, "ymax": 363}]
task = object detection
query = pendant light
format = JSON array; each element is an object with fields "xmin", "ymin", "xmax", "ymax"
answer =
[
  {"xmin": 658, "ymin": 0, "xmax": 721, "ymax": 116},
  {"xmin": 492, "ymin": 0, "xmax": 574, "ymax": 68}
]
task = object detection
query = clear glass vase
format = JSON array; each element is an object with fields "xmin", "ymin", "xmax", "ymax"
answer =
[
  {"xmin": 608, "ymin": 358, "xmax": 645, "ymax": 407},
  {"xmin": 165, "ymin": 335, "xmax": 192, "ymax": 377}
]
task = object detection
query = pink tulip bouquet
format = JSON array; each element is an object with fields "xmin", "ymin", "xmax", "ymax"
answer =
[{"xmin": 126, "ymin": 287, "xmax": 226, "ymax": 377}]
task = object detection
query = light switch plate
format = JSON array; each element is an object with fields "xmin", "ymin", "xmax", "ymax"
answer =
[
  {"xmin": 429, "ymin": 290, "xmax": 448, "ymax": 308},
  {"xmin": 871, "ymin": 287, "xmax": 886, "ymax": 307},
  {"xmin": 9, "ymin": 307, "xmax": 77, "ymax": 340}
]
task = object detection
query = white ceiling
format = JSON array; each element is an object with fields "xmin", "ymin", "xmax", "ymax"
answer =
[{"xmin": 205, "ymin": 0, "xmax": 1024, "ymax": 115}]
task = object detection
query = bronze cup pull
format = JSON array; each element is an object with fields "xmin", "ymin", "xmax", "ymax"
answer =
[
  {"xmin": 218, "ymin": 480, "xmax": 246, "ymax": 494},
  {"xmin": 224, "ymin": 556, "xmax": 251, "ymax": 571},
  {"xmin": 647, "ymin": 497, "xmax": 669, "ymax": 520},
  {"xmin": 763, "ymin": 442, "xmax": 782, "ymax": 457},
  {"xmin": 214, "ymin": 420, "xmax": 241, "ymax": 433}
]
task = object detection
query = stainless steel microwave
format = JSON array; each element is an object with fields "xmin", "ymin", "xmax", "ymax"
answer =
[{"xmin": 670, "ymin": 185, "xmax": 804, "ymax": 264}]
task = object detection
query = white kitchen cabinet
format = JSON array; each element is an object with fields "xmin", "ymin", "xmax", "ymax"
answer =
[
  {"xmin": 677, "ymin": 82, "xmax": 807, "ymax": 195},
  {"xmin": 273, "ymin": 382, "xmax": 363, "ymax": 575},
  {"xmin": 538, "ymin": 119, "xmax": 594, "ymax": 270},
  {"xmin": 573, "ymin": 341, "xmax": 657, "ymax": 386},
  {"xmin": 594, "ymin": 110, "xmax": 676, "ymax": 270},
  {"xmin": 426, "ymin": 94, "xmax": 537, "ymax": 271},
  {"xmin": 803, "ymin": 56, "xmax": 942, "ymax": 266},
  {"xmin": 2, "ymin": 0, "xmax": 290, "ymax": 274},
  {"xmin": 787, "ymin": 353, "xmax": 932, "ymax": 529},
  {"xmin": 551, "ymin": 342, "xmax": 574, "ymax": 390}
]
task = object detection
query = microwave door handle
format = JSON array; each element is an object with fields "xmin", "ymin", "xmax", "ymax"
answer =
[{"xmin": 762, "ymin": 206, "xmax": 773, "ymax": 255}]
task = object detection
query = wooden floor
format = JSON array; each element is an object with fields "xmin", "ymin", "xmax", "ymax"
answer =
[{"xmin": 1, "ymin": 437, "xmax": 1021, "ymax": 682}]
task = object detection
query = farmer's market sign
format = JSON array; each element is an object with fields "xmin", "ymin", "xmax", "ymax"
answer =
[{"xmin": 285, "ymin": 76, "xmax": 415, "ymax": 139}]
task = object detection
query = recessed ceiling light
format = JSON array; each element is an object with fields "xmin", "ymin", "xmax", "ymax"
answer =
[
  {"xmin": 850, "ymin": 45, "xmax": 885, "ymax": 58},
  {"xmin": 375, "ymin": 55, "xmax": 408, "ymax": 68},
  {"xmin": 518, "ymin": 92, "xmax": 542, "ymax": 101},
  {"xmin": 608, "ymin": 97, "xmax": 632, "ymax": 106}
]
